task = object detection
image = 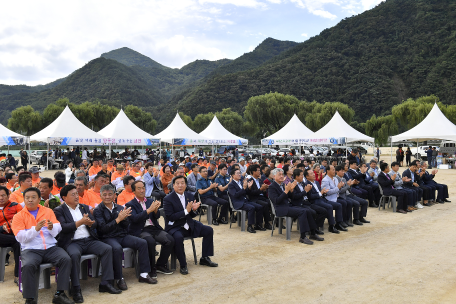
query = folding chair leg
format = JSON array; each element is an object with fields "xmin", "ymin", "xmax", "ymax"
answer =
[
  {"xmin": 237, "ymin": 212, "xmax": 241, "ymax": 227},
  {"xmin": 392, "ymin": 197, "xmax": 397, "ymax": 213},
  {"xmin": 240, "ymin": 211, "xmax": 246, "ymax": 232},
  {"xmin": 42, "ymin": 267, "xmax": 51, "ymax": 289},
  {"xmin": 0, "ymin": 247, "xmax": 11, "ymax": 282},
  {"xmin": 191, "ymin": 238, "xmax": 197, "ymax": 265},
  {"xmin": 278, "ymin": 218, "xmax": 283, "ymax": 234},
  {"xmin": 170, "ymin": 252, "xmax": 177, "ymax": 271},
  {"xmin": 271, "ymin": 218, "xmax": 275, "ymax": 237},
  {"xmin": 207, "ymin": 205, "xmax": 213, "ymax": 225},
  {"xmin": 80, "ymin": 260, "xmax": 89, "ymax": 280},
  {"xmin": 286, "ymin": 217, "xmax": 292, "ymax": 240}
]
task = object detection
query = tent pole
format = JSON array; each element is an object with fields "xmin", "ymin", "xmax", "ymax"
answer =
[
  {"xmin": 28, "ymin": 137, "xmax": 31, "ymax": 168},
  {"xmin": 260, "ymin": 143, "xmax": 262, "ymax": 160},
  {"xmin": 417, "ymin": 140, "xmax": 419, "ymax": 163},
  {"xmin": 345, "ymin": 138, "xmax": 348, "ymax": 158},
  {"xmin": 390, "ymin": 137, "xmax": 392, "ymax": 164},
  {"xmin": 47, "ymin": 139, "xmax": 49, "ymax": 171}
]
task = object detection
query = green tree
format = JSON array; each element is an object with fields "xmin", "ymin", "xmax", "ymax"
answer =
[
  {"xmin": 193, "ymin": 112, "xmax": 214, "ymax": 133},
  {"xmin": 216, "ymin": 108, "xmax": 246, "ymax": 136},
  {"xmin": 178, "ymin": 112, "xmax": 194, "ymax": 129},
  {"xmin": 391, "ymin": 95, "xmax": 439, "ymax": 130},
  {"xmin": 365, "ymin": 114, "xmax": 398, "ymax": 146},
  {"xmin": 7, "ymin": 106, "xmax": 42, "ymax": 136},
  {"xmin": 124, "ymin": 105, "xmax": 157, "ymax": 134},
  {"xmin": 299, "ymin": 101, "xmax": 355, "ymax": 132}
]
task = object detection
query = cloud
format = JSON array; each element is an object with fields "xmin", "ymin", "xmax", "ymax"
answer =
[
  {"xmin": 301, "ymin": 33, "xmax": 308, "ymax": 37},
  {"xmin": 198, "ymin": 0, "xmax": 267, "ymax": 8},
  {"xmin": 312, "ymin": 9, "xmax": 337, "ymax": 19}
]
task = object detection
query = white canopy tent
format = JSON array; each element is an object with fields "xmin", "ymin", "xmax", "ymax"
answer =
[
  {"xmin": 391, "ymin": 103, "xmax": 456, "ymax": 142},
  {"xmin": 312, "ymin": 111, "xmax": 374, "ymax": 143},
  {"xmin": 30, "ymin": 106, "xmax": 106, "ymax": 170},
  {"xmin": 0, "ymin": 123, "xmax": 26, "ymax": 146},
  {"xmin": 155, "ymin": 113, "xmax": 209, "ymax": 145},
  {"xmin": 199, "ymin": 116, "xmax": 248, "ymax": 145},
  {"xmin": 261, "ymin": 114, "xmax": 340, "ymax": 146},
  {"xmin": 98, "ymin": 109, "xmax": 160, "ymax": 145}
]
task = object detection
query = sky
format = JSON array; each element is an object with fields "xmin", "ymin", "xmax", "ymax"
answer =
[{"xmin": 0, "ymin": 0, "xmax": 384, "ymax": 86}]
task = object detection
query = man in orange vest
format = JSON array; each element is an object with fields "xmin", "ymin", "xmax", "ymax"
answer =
[
  {"xmin": 129, "ymin": 160, "xmax": 144, "ymax": 180},
  {"xmin": 29, "ymin": 166, "xmax": 41, "ymax": 187},
  {"xmin": 10, "ymin": 173, "xmax": 33, "ymax": 207},
  {"xmin": 89, "ymin": 159, "xmax": 102, "ymax": 181},
  {"xmin": 51, "ymin": 172, "xmax": 66, "ymax": 198},
  {"xmin": 12, "ymin": 187, "xmax": 72, "ymax": 304},
  {"xmin": 117, "ymin": 176, "xmax": 136, "ymax": 206},
  {"xmin": 85, "ymin": 173, "xmax": 109, "ymax": 209}
]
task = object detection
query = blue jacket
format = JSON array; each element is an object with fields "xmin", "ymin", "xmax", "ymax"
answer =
[
  {"xmin": 215, "ymin": 174, "xmax": 231, "ymax": 196},
  {"xmin": 143, "ymin": 172, "xmax": 161, "ymax": 197},
  {"xmin": 125, "ymin": 198, "xmax": 163, "ymax": 237},
  {"xmin": 196, "ymin": 177, "xmax": 214, "ymax": 198},
  {"xmin": 320, "ymin": 175, "xmax": 339, "ymax": 202}
]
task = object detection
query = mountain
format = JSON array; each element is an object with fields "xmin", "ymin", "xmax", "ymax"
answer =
[
  {"xmin": 101, "ymin": 47, "xmax": 170, "ymax": 70},
  {"xmin": 165, "ymin": 0, "xmax": 456, "ymax": 125}
]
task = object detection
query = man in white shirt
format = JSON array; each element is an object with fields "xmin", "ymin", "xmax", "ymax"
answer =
[
  {"xmin": 54, "ymin": 185, "xmax": 121, "ymax": 302},
  {"xmin": 81, "ymin": 148, "xmax": 88, "ymax": 160}
]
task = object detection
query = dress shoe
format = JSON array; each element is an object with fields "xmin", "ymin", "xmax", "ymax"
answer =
[
  {"xmin": 72, "ymin": 289, "xmax": 84, "ymax": 303},
  {"xmin": 353, "ymin": 219, "xmax": 363, "ymax": 225},
  {"xmin": 254, "ymin": 224, "xmax": 266, "ymax": 231},
  {"xmin": 397, "ymin": 209, "xmax": 407, "ymax": 214},
  {"xmin": 25, "ymin": 299, "xmax": 37, "ymax": 304},
  {"xmin": 345, "ymin": 221, "xmax": 354, "ymax": 227},
  {"xmin": 309, "ymin": 234, "xmax": 324, "ymax": 241},
  {"xmin": 314, "ymin": 229, "xmax": 324, "ymax": 235},
  {"xmin": 360, "ymin": 217, "xmax": 370, "ymax": 223},
  {"xmin": 369, "ymin": 203, "xmax": 378, "ymax": 208},
  {"xmin": 230, "ymin": 214, "xmax": 237, "ymax": 223},
  {"xmin": 328, "ymin": 225, "xmax": 340, "ymax": 234},
  {"xmin": 247, "ymin": 225, "xmax": 256, "ymax": 233},
  {"xmin": 335, "ymin": 223, "xmax": 348, "ymax": 231},
  {"xmin": 407, "ymin": 207, "xmax": 414, "ymax": 212},
  {"xmin": 264, "ymin": 222, "xmax": 273, "ymax": 230},
  {"xmin": 200, "ymin": 256, "xmax": 218, "ymax": 267},
  {"xmin": 339, "ymin": 221, "xmax": 348, "ymax": 228},
  {"xmin": 156, "ymin": 264, "xmax": 173, "ymax": 275},
  {"xmin": 149, "ymin": 268, "xmax": 157, "ymax": 279},
  {"xmin": 116, "ymin": 278, "xmax": 128, "ymax": 291},
  {"xmin": 180, "ymin": 266, "xmax": 188, "ymax": 275},
  {"xmin": 99, "ymin": 283, "xmax": 122, "ymax": 294},
  {"xmin": 299, "ymin": 237, "xmax": 313, "ymax": 245},
  {"xmin": 217, "ymin": 218, "xmax": 228, "ymax": 224},
  {"xmin": 212, "ymin": 219, "xmax": 219, "ymax": 225},
  {"xmin": 275, "ymin": 222, "xmax": 286, "ymax": 229},
  {"xmin": 52, "ymin": 293, "xmax": 74, "ymax": 304},
  {"xmin": 138, "ymin": 275, "xmax": 157, "ymax": 284},
  {"xmin": 438, "ymin": 199, "xmax": 444, "ymax": 204},
  {"xmin": 444, "ymin": 198, "xmax": 451, "ymax": 202}
]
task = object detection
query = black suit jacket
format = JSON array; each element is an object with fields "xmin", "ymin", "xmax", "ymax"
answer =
[
  {"xmin": 348, "ymin": 169, "xmax": 367, "ymax": 186},
  {"xmin": 290, "ymin": 183, "xmax": 311, "ymax": 207},
  {"xmin": 377, "ymin": 172, "xmax": 395, "ymax": 196},
  {"xmin": 267, "ymin": 182, "xmax": 292, "ymax": 217},
  {"xmin": 126, "ymin": 198, "xmax": 163, "ymax": 237},
  {"xmin": 93, "ymin": 203, "xmax": 129, "ymax": 239},
  {"xmin": 402, "ymin": 169, "xmax": 415, "ymax": 187},
  {"xmin": 228, "ymin": 180, "xmax": 248, "ymax": 210},
  {"xmin": 246, "ymin": 177, "xmax": 267, "ymax": 203},
  {"xmin": 54, "ymin": 203, "xmax": 98, "ymax": 250},
  {"xmin": 163, "ymin": 191, "xmax": 203, "ymax": 237}
]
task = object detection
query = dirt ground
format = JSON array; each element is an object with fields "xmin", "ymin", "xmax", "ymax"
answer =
[{"xmin": 2, "ymin": 161, "xmax": 456, "ymax": 303}]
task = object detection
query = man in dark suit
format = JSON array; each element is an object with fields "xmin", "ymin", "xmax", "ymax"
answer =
[
  {"xmin": 377, "ymin": 162, "xmax": 407, "ymax": 214},
  {"xmin": 290, "ymin": 168, "xmax": 326, "ymax": 234},
  {"xmin": 54, "ymin": 185, "xmax": 121, "ymax": 302},
  {"xmin": 304, "ymin": 169, "xmax": 345, "ymax": 233},
  {"xmin": 267, "ymin": 168, "xmax": 323, "ymax": 244},
  {"xmin": 93, "ymin": 185, "xmax": 156, "ymax": 290},
  {"xmin": 420, "ymin": 161, "xmax": 450, "ymax": 203},
  {"xmin": 347, "ymin": 161, "xmax": 379, "ymax": 207},
  {"xmin": 246, "ymin": 164, "xmax": 272, "ymax": 230},
  {"xmin": 126, "ymin": 181, "xmax": 174, "ymax": 280},
  {"xmin": 163, "ymin": 175, "xmax": 217, "ymax": 275},
  {"xmin": 402, "ymin": 161, "xmax": 427, "ymax": 206},
  {"xmin": 228, "ymin": 168, "xmax": 265, "ymax": 233}
]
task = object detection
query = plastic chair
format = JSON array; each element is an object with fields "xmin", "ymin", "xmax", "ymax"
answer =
[
  {"xmin": 269, "ymin": 199, "xmax": 294, "ymax": 240},
  {"xmin": 197, "ymin": 192, "xmax": 213, "ymax": 225},
  {"xmin": 0, "ymin": 247, "xmax": 12, "ymax": 282},
  {"xmin": 378, "ymin": 184, "xmax": 397, "ymax": 212},
  {"xmin": 122, "ymin": 248, "xmax": 140, "ymax": 278},
  {"xmin": 227, "ymin": 194, "xmax": 246, "ymax": 232},
  {"xmin": 18, "ymin": 259, "xmax": 54, "ymax": 301}
]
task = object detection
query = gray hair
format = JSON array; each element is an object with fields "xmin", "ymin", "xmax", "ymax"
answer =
[
  {"xmin": 270, "ymin": 168, "xmax": 283, "ymax": 177},
  {"xmin": 420, "ymin": 161, "xmax": 427, "ymax": 166},
  {"xmin": 75, "ymin": 170, "xmax": 86, "ymax": 177},
  {"xmin": 100, "ymin": 184, "xmax": 115, "ymax": 194},
  {"xmin": 74, "ymin": 176, "xmax": 88, "ymax": 185},
  {"xmin": 313, "ymin": 163, "xmax": 320, "ymax": 170}
]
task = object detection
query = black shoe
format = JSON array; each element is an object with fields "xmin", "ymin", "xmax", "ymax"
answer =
[
  {"xmin": 156, "ymin": 264, "xmax": 173, "ymax": 275},
  {"xmin": 299, "ymin": 237, "xmax": 313, "ymax": 245},
  {"xmin": 438, "ymin": 199, "xmax": 444, "ymax": 204},
  {"xmin": 353, "ymin": 219, "xmax": 363, "ymax": 225},
  {"xmin": 328, "ymin": 225, "xmax": 340, "ymax": 234},
  {"xmin": 230, "ymin": 214, "xmax": 237, "ymax": 223},
  {"xmin": 139, "ymin": 275, "xmax": 157, "ymax": 284},
  {"xmin": 345, "ymin": 221, "xmax": 354, "ymax": 227},
  {"xmin": 444, "ymin": 199, "xmax": 451, "ymax": 202},
  {"xmin": 25, "ymin": 299, "xmax": 37, "ymax": 304},
  {"xmin": 360, "ymin": 217, "xmax": 370, "ymax": 223},
  {"xmin": 315, "ymin": 229, "xmax": 324, "ymax": 235},
  {"xmin": 212, "ymin": 219, "xmax": 219, "ymax": 225},
  {"xmin": 149, "ymin": 268, "xmax": 157, "ymax": 279},
  {"xmin": 52, "ymin": 293, "xmax": 74, "ymax": 304},
  {"xmin": 72, "ymin": 289, "xmax": 83, "ymax": 303},
  {"xmin": 370, "ymin": 203, "xmax": 378, "ymax": 208},
  {"xmin": 275, "ymin": 222, "xmax": 286, "ymax": 229},
  {"xmin": 254, "ymin": 224, "xmax": 266, "ymax": 231},
  {"xmin": 309, "ymin": 234, "xmax": 324, "ymax": 241},
  {"xmin": 200, "ymin": 256, "xmax": 218, "ymax": 267},
  {"xmin": 217, "ymin": 218, "xmax": 228, "ymax": 224},
  {"xmin": 340, "ymin": 221, "xmax": 348, "ymax": 228},
  {"xmin": 247, "ymin": 225, "xmax": 256, "ymax": 233},
  {"xmin": 99, "ymin": 283, "xmax": 122, "ymax": 294},
  {"xmin": 264, "ymin": 222, "xmax": 273, "ymax": 230},
  {"xmin": 335, "ymin": 223, "xmax": 348, "ymax": 231},
  {"xmin": 116, "ymin": 278, "xmax": 128, "ymax": 291},
  {"xmin": 180, "ymin": 266, "xmax": 188, "ymax": 275}
]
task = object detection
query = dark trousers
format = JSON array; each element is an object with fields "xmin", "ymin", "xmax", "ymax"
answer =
[
  {"xmin": 391, "ymin": 189, "xmax": 406, "ymax": 210},
  {"xmin": 172, "ymin": 226, "xmax": 214, "ymax": 268},
  {"xmin": 102, "ymin": 235, "xmax": 150, "ymax": 279},
  {"xmin": 21, "ymin": 246, "xmax": 71, "ymax": 299},
  {"xmin": 139, "ymin": 226, "xmax": 174, "ymax": 269},
  {"xmin": 419, "ymin": 184, "xmax": 434, "ymax": 200},
  {"xmin": 351, "ymin": 187, "xmax": 368, "ymax": 199},
  {"xmin": 399, "ymin": 188, "xmax": 416, "ymax": 206},
  {"xmin": 251, "ymin": 196, "xmax": 271, "ymax": 223},
  {"xmin": 335, "ymin": 198, "xmax": 352, "ymax": 222},
  {"xmin": 305, "ymin": 203, "xmax": 327, "ymax": 227},
  {"xmin": 66, "ymin": 237, "xmax": 113, "ymax": 287},
  {"xmin": 427, "ymin": 182, "xmax": 449, "ymax": 200},
  {"xmin": 405, "ymin": 186, "xmax": 423, "ymax": 202},
  {"xmin": 201, "ymin": 196, "xmax": 229, "ymax": 221},
  {"xmin": 239, "ymin": 201, "xmax": 263, "ymax": 226},
  {"xmin": 284, "ymin": 206, "xmax": 313, "ymax": 236},
  {"xmin": 150, "ymin": 190, "xmax": 166, "ymax": 201},
  {"xmin": 347, "ymin": 194, "xmax": 368, "ymax": 218},
  {"xmin": 21, "ymin": 161, "xmax": 28, "ymax": 171},
  {"xmin": 313, "ymin": 198, "xmax": 341, "ymax": 226},
  {"xmin": 0, "ymin": 233, "xmax": 20, "ymax": 277},
  {"xmin": 361, "ymin": 184, "xmax": 379, "ymax": 205}
]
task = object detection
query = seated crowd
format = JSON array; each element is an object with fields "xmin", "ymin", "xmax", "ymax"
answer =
[{"xmin": 0, "ymin": 153, "xmax": 450, "ymax": 304}]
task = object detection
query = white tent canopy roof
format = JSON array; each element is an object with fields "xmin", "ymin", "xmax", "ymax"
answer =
[
  {"xmin": 155, "ymin": 113, "xmax": 209, "ymax": 145},
  {"xmin": 98, "ymin": 109, "xmax": 159, "ymax": 145},
  {"xmin": 0, "ymin": 123, "xmax": 25, "ymax": 145},
  {"xmin": 30, "ymin": 106, "xmax": 105, "ymax": 145},
  {"xmin": 313, "ymin": 111, "xmax": 374, "ymax": 143},
  {"xmin": 199, "ymin": 116, "xmax": 248, "ymax": 145},
  {"xmin": 392, "ymin": 103, "xmax": 456, "ymax": 142},
  {"xmin": 261, "ymin": 114, "xmax": 316, "ymax": 145}
]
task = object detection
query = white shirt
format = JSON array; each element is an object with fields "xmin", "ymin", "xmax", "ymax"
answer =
[
  {"xmin": 239, "ymin": 164, "xmax": 247, "ymax": 174},
  {"xmin": 66, "ymin": 203, "xmax": 90, "ymax": 240},
  {"xmin": 82, "ymin": 150, "xmax": 88, "ymax": 160},
  {"xmin": 176, "ymin": 192, "xmax": 189, "ymax": 230},
  {"xmin": 65, "ymin": 167, "xmax": 73, "ymax": 183},
  {"xmin": 311, "ymin": 181, "xmax": 322, "ymax": 197}
]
